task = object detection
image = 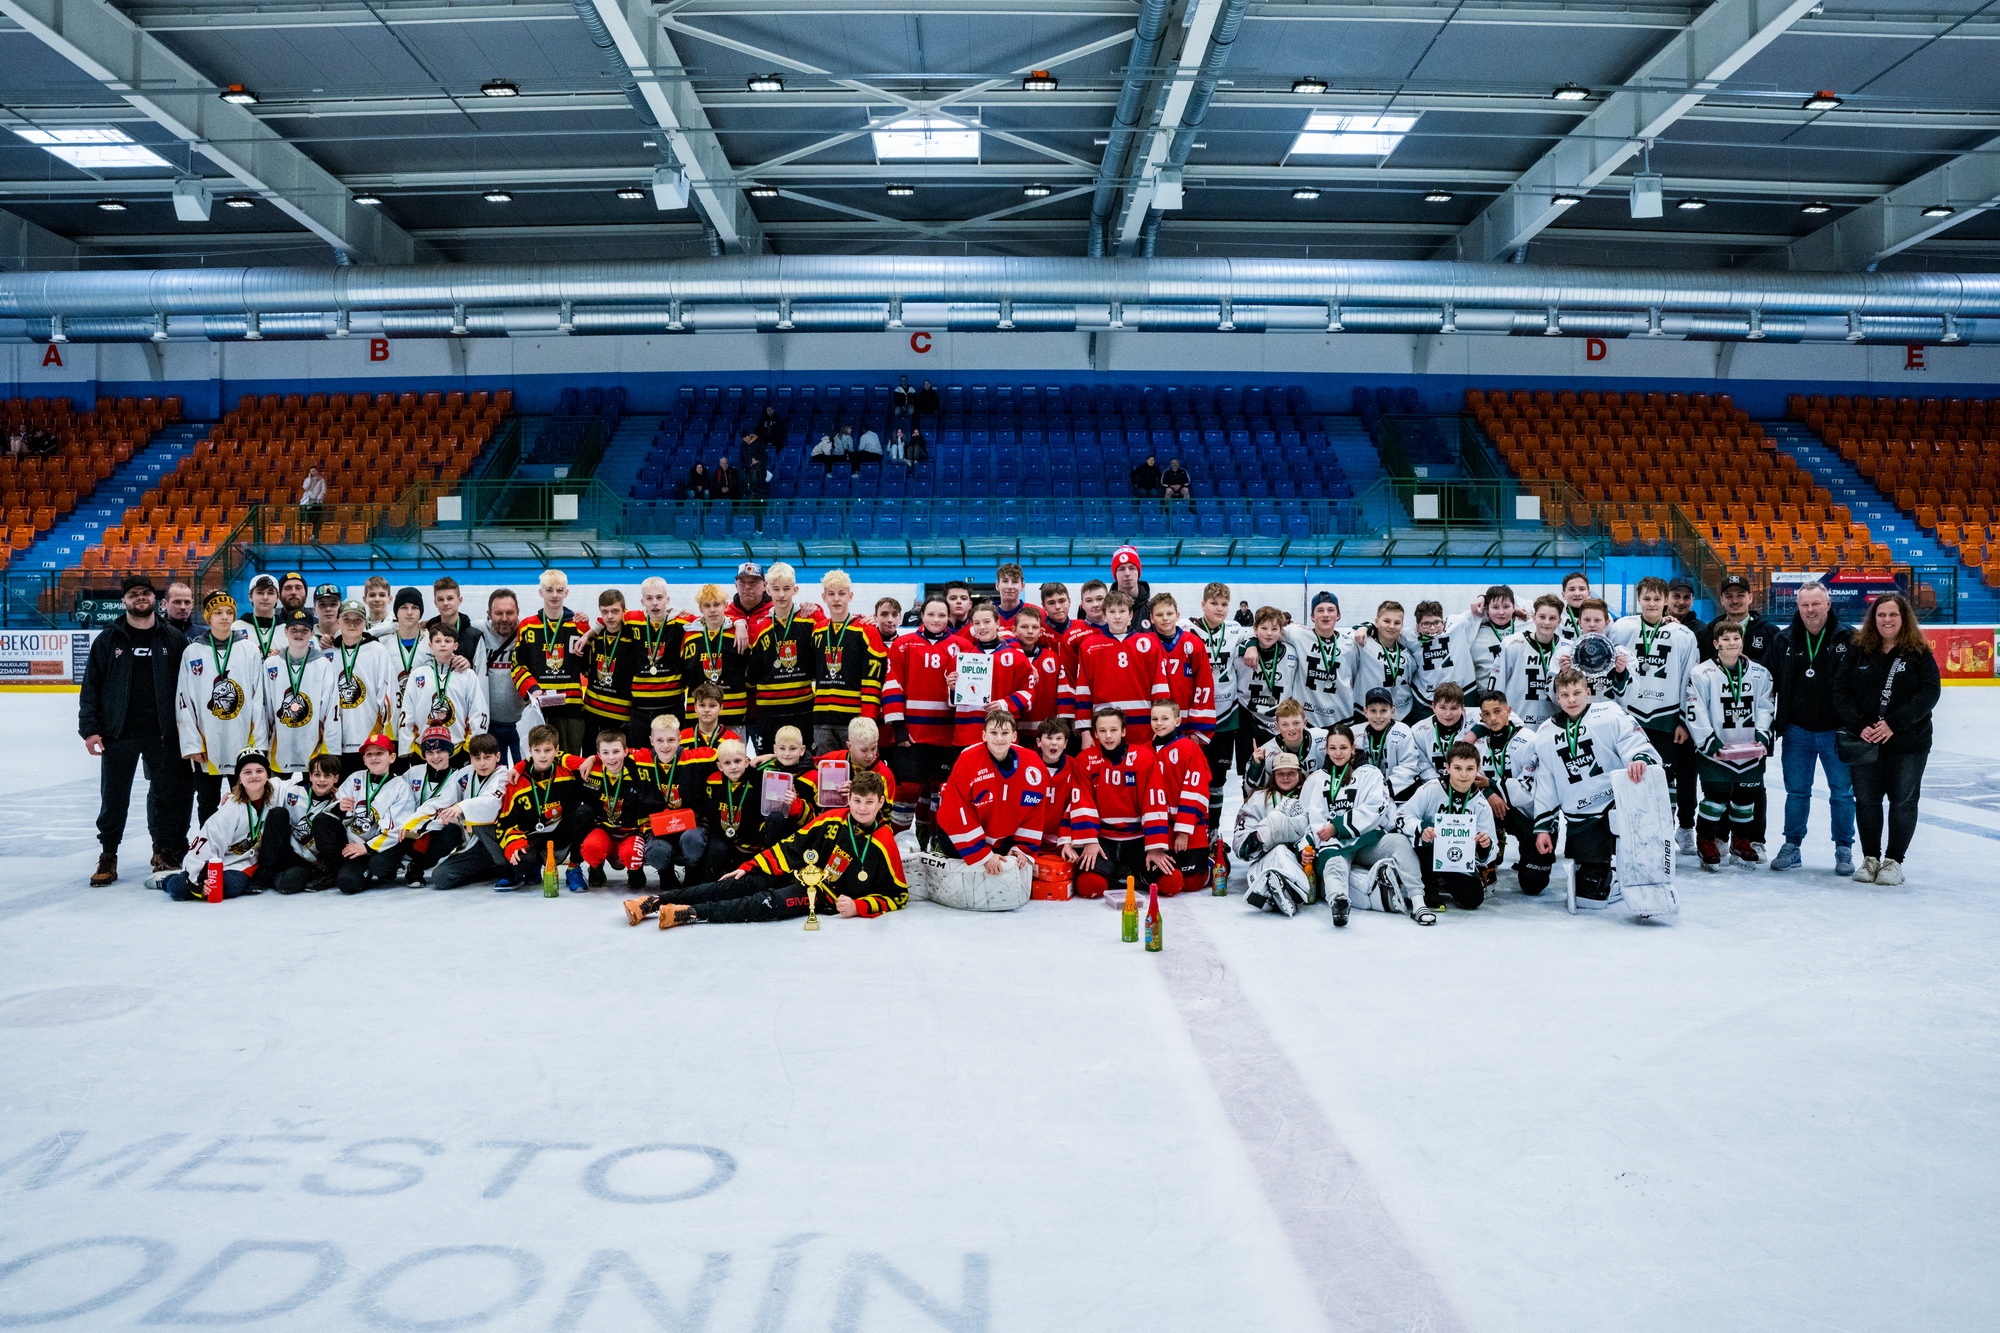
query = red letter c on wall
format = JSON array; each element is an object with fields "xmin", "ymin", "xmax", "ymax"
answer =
[{"xmin": 909, "ymin": 331, "xmax": 931, "ymax": 354}]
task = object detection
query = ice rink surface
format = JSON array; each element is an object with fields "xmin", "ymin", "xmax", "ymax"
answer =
[{"xmin": 3, "ymin": 688, "xmax": 1998, "ymax": 1332}]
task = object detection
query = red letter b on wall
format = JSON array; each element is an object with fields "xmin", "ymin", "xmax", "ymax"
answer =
[{"xmin": 369, "ymin": 338, "xmax": 390, "ymax": 362}]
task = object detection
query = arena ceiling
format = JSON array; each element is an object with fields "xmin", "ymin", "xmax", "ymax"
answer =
[{"xmin": 1, "ymin": 0, "xmax": 1997, "ymax": 272}]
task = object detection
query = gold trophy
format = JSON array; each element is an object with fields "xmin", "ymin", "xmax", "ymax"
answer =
[{"xmin": 797, "ymin": 850, "xmax": 830, "ymax": 931}]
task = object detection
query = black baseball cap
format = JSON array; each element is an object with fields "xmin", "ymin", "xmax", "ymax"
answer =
[
  {"xmin": 1720, "ymin": 574, "xmax": 1752, "ymax": 593},
  {"xmin": 278, "ymin": 606, "xmax": 314, "ymax": 629},
  {"xmin": 1666, "ymin": 577, "xmax": 1694, "ymax": 594},
  {"xmin": 1364, "ymin": 686, "xmax": 1396, "ymax": 708},
  {"xmin": 120, "ymin": 573, "xmax": 158, "ymax": 595}
]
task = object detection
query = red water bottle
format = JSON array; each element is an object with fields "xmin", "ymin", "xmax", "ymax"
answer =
[{"xmin": 204, "ymin": 859, "xmax": 225, "ymax": 903}]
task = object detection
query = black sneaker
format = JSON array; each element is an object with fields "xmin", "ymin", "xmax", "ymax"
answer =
[
  {"xmin": 1331, "ymin": 894, "xmax": 1350, "ymax": 928},
  {"xmin": 587, "ymin": 863, "xmax": 607, "ymax": 888}
]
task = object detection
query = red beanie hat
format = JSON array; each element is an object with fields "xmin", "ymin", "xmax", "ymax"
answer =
[{"xmin": 1112, "ymin": 545, "xmax": 1142, "ymax": 576}]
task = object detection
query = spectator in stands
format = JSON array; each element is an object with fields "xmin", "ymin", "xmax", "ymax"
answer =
[
  {"xmin": 1235, "ymin": 600, "xmax": 1254, "ymax": 627},
  {"xmin": 714, "ymin": 457, "xmax": 743, "ymax": 505},
  {"xmin": 737, "ymin": 430, "xmax": 762, "ymax": 470},
  {"xmin": 1768, "ymin": 581, "xmax": 1854, "ymax": 876},
  {"xmin": 300, "ymin": 466, "xmax": 327, "ymax": 540},
  {"xmin": 887, "ymin": 428, "xmax": 907, "ymax": 467},
  {"xmin": 893, "ymin": 375, "xmax": 915, "ymax": 425},
  {"xmin": 79, "ymin": 574, "xmax": 193, "ymax": 886},
  {"xmin": 26, "ymin": 426, "xmax": 57, "ymax": 457},
  {"xmin": 854, "ymin": 426, "xmax": 882, "ymax": 474},
  {"xmin": 916, "ymin": 380, "xmax": 940, "ymax": 427},
  {"xmin": 5, "ymin": 428, "xmax": 22, "ymax": 458},
  {"xmin": 685, "ymin": 461, "xmax": 713, "ymax": 500},
  {"xmin": 744, "ymin": 450, "xmax": 769, "ymax": 499},
  {"xmin": 1130, "ymin": 455, "xmax": 1162, "ymax": 498},
  {"xmin": 1835, "ymin": 592, "xmax": 1939, "ymax": 887},
  {"xmin": 1161, "ymin": 458, "xmax": 1191, "ymax": 502},
  {"xmin": 811, "ymin": 430, "xmax": 835, "ymax": 472},
  {"xmin": 831, "ymin": 424, "xmax": 854, "ymax": 467},
  {"xmin": 906, "ymin": 426, "xmax": 929, "ymax": 466},
  {"xmin": 756, "ymin": 404, "xmax": 785, "ymax": 452},
  {"xmin": 161, "ymin": 581, "xmax": 197, "ymax": 639}
]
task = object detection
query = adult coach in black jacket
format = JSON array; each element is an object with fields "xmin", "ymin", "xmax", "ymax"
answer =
[
  {"xmin": 1765, "ymin": 581, "xmax": 1855, "ymax": 874},
  {"xmin": 78, "ymin": 574, "xmax": 193, "ymax": 885}
]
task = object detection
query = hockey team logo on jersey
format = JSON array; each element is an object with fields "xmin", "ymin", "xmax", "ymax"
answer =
[
  {"xmin": 701, "ymin": 651, "xmax": 722, "ymax": 683},
  {"xmin": 426, "ymin": 697, "xmax": 456, "ymax": 729},
  {"xmin": 207, "ymin": 677, "xmax": 244, "ymax": 720},
  {"xmin": 277, "ymin": 690, "xmax": 312, "ymax": 728},
  {"xmin": 593, "ymin": 647, "xmax": 616, "ymax": 689},
  {"xmin": 546, "ymin": 639, "xmax": 565, "ymax": 673},
  {"xmin": 824, "ymin": 641, "xmax": 845, "ymax": 677},
  {"xmin": 642, "ymin": 638, "xmax": 665, "ymax": 673},
  {"xmin": 338, "ymin": 672, "xmax": 365, "ymax": 708},
  {"xmin": 226, "ymin": 836, "xmax": 256, "ymax": 857},
  {"xmin": 189, "ymin": 658, "xmax": 204, "ymax": 677},
  {"xmin": 777, "ymin": 639, "xmax": 799, "ymax": 673},
  {"xmin": 1559, "ymin": 732, "xmax": 1600, "ymax": 783}
]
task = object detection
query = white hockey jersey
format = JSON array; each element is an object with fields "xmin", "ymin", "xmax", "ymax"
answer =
[
  {"xmin": 1528, "ymin": 701, "xmax": 1661, "ymax": 831},
  {"xmin": 175, "ymin": 636, "xmax": 267, "ymax": 775},
  {"xmin": 1684, "ymin": 657, "xmax": 1776, "ymax": 775},
  {"xmin": 1232, "ymin": 786, "xmax": 1312, "ymax": 861},
  {"xmin": 1355, "ymin": 720, "xmax": 1425, "ymax": 795},
  {"xmin": 180, "ymin": 792, "xmax": 277, "ymax": 877},
  {"xmin": 1495, "ymin": 630, "xmax": 1564, "ymax": 726},
  {"xmin": 1240, "ymin": 639, "xmax": 1304, "ymax": 731},
  {"xmin": 1405, "ymin": 628, "xmax": 1472, "ymax": 710},
  {"xmin": 397, "ymin": 660, "xmax": 490, "ymax": 752},
  {"xmin": 1282, "ymin": 626, "xmax": 1359, "ymax": 726},
  {"xmin": 403, "ymin": 764, "xmax": 514, "ymax": 836},
  {"xmin": 1303, "ymin": 760, "xmax": 1393, "ymax": 852},
  {"xmin": 328, "ymin": 636, "xmax": 399, "ymax": 752},
  {"xmin": 1607, "ymin": 615, "xmax": 1700, "ymax": 732},
  {"xmin": 1347, "ymin": 628, "xmax": 1420, "ymax": 717},
  {"xmin": 1472, "ymin": 719, "xmax": 1539, "ymax": 812},
  {"xmin": 269, "ymin": 777, "xmax": 343, "ymax": 861},
  {"xmin": 262, "ymin": 648, "xmax": 339, "ymax": 772},
  {"xmin": 1397, "ymin": 780, "xmax": 1500, "ymax": 867},
  {"xmin": 1448, "ymin": 611, "xmax": 1518, "ymax": 692},
  {"xmin": 1241, "ymin": 729, "xmax": 1323, "ymax": 790},
  {"xmin": 1408, "ymin": 712, "xmax": 1477, "ymax": 786},
  {"xmin": 335, "ymin": 769, "xmax": 416, "ymax": 851},
  {"xmin": 1189, "ymin": 618, "xmax": 1249, "ymax": 725}
]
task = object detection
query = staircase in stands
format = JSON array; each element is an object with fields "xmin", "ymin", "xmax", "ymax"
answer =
[
  {"xmin": 17, "ymin": 421, "xmax": 212, "ymax": 580},
  {"xmin": 1763, "ymin": 420, "xmax": 2000, "ymax": 622},
  {"xmin": 590, "ymin": 415, "xmax": 669, "ymax": 499}
]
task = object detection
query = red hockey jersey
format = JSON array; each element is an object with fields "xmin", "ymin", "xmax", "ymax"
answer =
[
  {"xmin": 1033, "ymin": 750, "xmax": 1076, "ymax": 843},
  {"xmin": 1065, "ymin": 739, "xmax": 1155, "ymax": 844},
  {"xmin": 881, "ymin": 629, "xmax": 960, "ymax": 745},
  {"xmin": 1017, "ymin": 639, "xmax": 1069, "ymax": 724},
  {"xmin": 1071, "ymin": 630, "xmax": 1162, "ymax": 728},
  {"xmin": 1146, "ymin": 733, "xmax": 1212, "ymax": 851},
  {"xmin": 943, "ymin": 631, "xmax": 1035, "ymax": 743},
  {"xmin": 936, "ymin": 743, "xmax": 1054, "ymax": 865},
  {"xmin": 1151, "ymin": 627, "xmax": 1217, "ymax": 736}
]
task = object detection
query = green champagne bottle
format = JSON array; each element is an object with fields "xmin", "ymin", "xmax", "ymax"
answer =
[
  {"xmin": 1119, "ymin": 878, "xmax": 1138, "ymax": 943},
  {"xmin": 542, "ymin": 841, "xmax": 558, "ymax": 898}
]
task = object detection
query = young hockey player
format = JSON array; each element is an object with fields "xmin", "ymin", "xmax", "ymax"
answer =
[
  {"xmin": 1146, "ymin": 699, "xmax": 1213, "ymax": 894},
  {"xmin": 993, "ymin": 563, "xmax": 1029, "ymax": 628},
  {"xmin": 747, "ymin": 563, "xmax": 823, "ymax": 751},
  {"xmin": 1039, "ymin": 580, "xmax": 1074, "ymax": 646},
  {"xmin": 691, "ymin": 737, "xmax": 779, "ymax": 882},
  {"xmin": 1282, "ymin": 591, "xmax": 1357, "ymax": 726},
  {"xmin": 881, "ymin": 595, "xmax": 959, "ymax": 835},
  {"xmin": 943, "ymin": 578, "xmax": 974, "ymax": 634},
  {"xmin": 264, "ymin": 607, "xmax": 337, "ymax": 777},
  {"xmin": 625, "ymin": 577, "xmax": 689, "ymax": 738},
  {"xmin": 1234, "ymin": 751, "xmax": 1314, "ymax": 915},
  {"xmin": 673, "ymin": 684, "xmax": 746, "ymax": 796},
  {"xmin": 424, "ymin": 577, "xmax": 487, "ymax": 675},
  {"xmin": 810, "ymin": 570, "xmax": 887, "ymax": 753},
  {"xmin": 1148, "ymin": 593, "xmax": 1216, "ymax": 737},
  {"xmin": 417, "ymin": 734, "xmax": 519, "ymax": 891},
  {"xmin": 1242, "ymin": 698, "xmax": 1323, "ymax": 791},
  {"xmin": 1406, "ymin": 599, "xmax": 1471, "ymax": 724},
  {"xmin": 494, "ymin": 724, "xmax": 586, "ymax": 890},
  {"xmin": 147, "ymin": 751, "xmax": 282, "ymax": 902},
  {"xmin": 330, "ymin": 600, "xmax": 397, "ymax": 775},
  {"xmin": 1348, "ymin": 600, "xmax": 1417, "ymax": 719},
  {"xmin": 362, "ymin": 575, "xmax": 392, "ymax": 636},
  {"xmin": 802, "ymin": 717, "xmax": 898, "ymax": 819},
  {"xmin": 1191, "ymin": 581, "xmax": 1248, "ymax": 775},
  {"xmin": 1011, "ymin": 605, "xmax": 1067, "ymax": 724},
  {"xmin": 1070, "ymin": 590, "xmax": 1162, "ymax": 730},
  {"xmin": 331, "ymin": 733, "xmax": 418, "ymax": 894},
  {"xmin": 378, "ymin": 586, "xmax": 430, "ymax": 698},
  {"xmin": 632, "ymin": 713, "xmax": 704, "ymax": 887},
  {"xmin": 385, "ymin": 725, "xmax": 463, "ymax": 883},
  {"xmin": 1028, "ymin": 717, "xmax": 1075, "ymax": 849},
  {"xmin": 1239, "ymin": 605, "xmax": 1302, "ymax": 749},
  {"xmin": 947, "ymin": 601, "xmax": 1034, "ymax": 741},
  {"xmin": 512, "ymin": 570, "xmax": 591, "ymax": 755},
  {"xmin": 933, "ymin": 708, "xmax": 1046, "ymax": 911},
  {"xmin": 1529, "ymin": 668, "xmax": 1662, "ymax": 912},
  {"xmin": 572, "ymin": 728, "xmax": 666, "ymax": 891},
  {"xmin": 177, "ymin": 591, "xmax": 267, "ymax": 823},
  {"xmin": 1495, "ymin": 594, "xmax": 1564, "ymax": 726},
  {"xmin": 242, "ymin": 573, "xmax": 283, "ymax": 660},
  {"xmin": 1553, "ymin": 599, "xmax": 1625, "ymax": 694},
  {"xmin": 1403, "ymin": 741, "xmax": 1500, "ymax": 910},
  {"xmin": 626, "ymin": 771, "xmax": 906, "ymax": 928},
  {"xmin": 679, "ymin": 584, "xmax": 750, "ymax": 728},
  {"xmin": 1558, "ymin": 572, "xmax": 1592, "ymax": 642},
  {"xmin": 1061, "ymin": 706, "xmax": 1158, "ymax": 899},
  {"xmin": 1450, "ymin": 586, "xmax": 1521, "ymax": 692},
  {"xmin": 400, "ymin": 622, "xmax": 489, "ymax": 759},
  {"xmin": 581, "ymin": 589, "xmax": 641, "ymax": 734},
  {"xmin": 1684, "ymin": 621, "xmax": 1776, "ymax": 869},
  {"xmin": 1408, "ymin": 680, "xmax": 1476, "ymax": 787},
  {"xmin": 1472, "ymin": 690, "xmax": 1549, "ymax": 895},
  {"xmin": 1609, "ymin": 576, "xmax": 1701, "ymax": 845},
  {"xmin": 1302, "ymin": 724, "xmax": 1422, "ymax": 926},
  {"xmin": 1355, "ymin": 686, "xmax": 1425, "ymax": 799},
  {"xmin": 266, "ymin": 752, "xmax": 346, "ymax": 894}
]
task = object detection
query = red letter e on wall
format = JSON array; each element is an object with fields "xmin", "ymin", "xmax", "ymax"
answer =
[{"xmin": 369, "ymin": 338, "xmax": 390, "ymax": 362}]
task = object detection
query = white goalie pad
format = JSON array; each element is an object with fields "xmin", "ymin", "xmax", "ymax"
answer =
[
  {"xmin": 1611, "ymin": 766, "xmax": 1679, "ymax": 919},
  {"xmin": 927, "ymin": 854, "xmax": 1034, "ymax": 913},
  {"xmin": 898, "ymin": 832, "xmax": 944, "ymax": 903}
]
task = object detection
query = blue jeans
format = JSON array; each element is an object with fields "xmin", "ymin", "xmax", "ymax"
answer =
[
  {"xmin": 489, "ymin": 722, "xmax": 521, "ymax": 765},
  {"xmin": 1781, "ymin": 725, "xmax": 1855, "ymax": 849}
]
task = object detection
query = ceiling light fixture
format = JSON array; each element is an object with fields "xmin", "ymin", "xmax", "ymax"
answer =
[
  {"xmin": 222, "ymin": 194, "xmax": 255, "ymax": 208},
  {"xmin": 747, "ymin": 185, "xmax": 780, "ymax": 198},
  {"xmin": 481, "ymin": 79, "xmax": 520, "ymax": 98},
  {"xmin": 885, "ymin": 183, "xmax": 915, "ymax": 197},
  {"xmin": 482, "ymin": 188, "xmax": 514, "ymax": 203},
  {"xmin": 747, "ymin": 73, "xmax": 785, "ymax": 93},
  {"xmin": 1291, "ymin": 186, "xmax": 1321, "ymax": 200},
  {"xmin": 1552, "ymin": 82, "xmax": 1591, "ymax": 101},
  {"xmin": 1292, "ymin": 76, "xmax": 1328, "ymax": 94},
  {"xmin": 1553, "ymin": 193, "xmax": 1585, "ymax": 206},
  {"xmin": 1023, "ymin": 183, "xmax": 1052, "ymax": 197},
  {"xmin": 95, "ymin": 199, "xmax": 128, "ymax": 212},
  {"xmin": 1677, "ymin": 196, "xmax": 1708, "ymax": 210},
  {"xmin": 614, "ymin": 186, "xmax": 646, "ymax": 200},
  {"xmin": 1799, "ymin": 200, "xmax": 1832, "ymax": 214},
  {"xmin": 1802, "ymin": 89, "xmax": 1842, "ymax": 110},
  {"xmin": 219, "ymin": 84, "xmax": 259, "ymax": 105},
  {"xmin": 1921, "ymin": 204, "xmax": 1954, "ymax": 217},
  {"xmin": 1422, "ymin": 190, "xmax": 1454, "ymax": 203},
  {"xmin": 353, "ymin": 193, "xmax": 383, "ymax": 206},
  {"xmin": 1021, "ymin": 70, "xmax": 1058, "ymax": 92}
]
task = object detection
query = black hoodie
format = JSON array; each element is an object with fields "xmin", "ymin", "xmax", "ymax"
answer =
[{"xmin": 1768, "ymin": 609, "xmax": 1853, "ymax": 733}]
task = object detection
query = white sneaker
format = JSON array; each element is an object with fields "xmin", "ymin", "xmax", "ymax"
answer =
[
  {"xmin": 1854, "ymin": 856, "xmax": 1880, "ymax": 884},
  {"xmin": 1676, "ymin": 827, "xmax": 1697, "ymax": 854},
  {"xmin": 1873, "ymin": 859, "xmax": 1904, "ymax": 887}
]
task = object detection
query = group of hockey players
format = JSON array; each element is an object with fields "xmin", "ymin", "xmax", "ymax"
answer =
[{"xmin": 114, "ymin": 544, "xmax": 1797, "ymax": 929}]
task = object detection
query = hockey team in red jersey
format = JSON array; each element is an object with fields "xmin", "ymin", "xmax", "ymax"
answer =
[{"xmin": 129, "ymin": 552, "xmax": 1705, "ymax": 934}]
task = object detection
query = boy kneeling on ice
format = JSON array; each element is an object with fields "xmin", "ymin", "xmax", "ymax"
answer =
[
  {"xmin": 1402, "ymin": 741, "xmax": 1499, "ymax": 910},
  {"xmin": 1528, "ymin": 667, "xmax": 1661, "ymax": 910},
  {"xmin": 624, "ymin": 771, "xmax": 906, "ymax": 928}
]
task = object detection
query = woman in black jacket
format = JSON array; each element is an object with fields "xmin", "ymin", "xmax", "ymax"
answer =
[
  {"xmin": 1833, "ymin": 592, "xmax": 1940, "ymax": 886},
  {"xmin": 685, "ymin": 462, "xmax": 712, "ymax": 501}
]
